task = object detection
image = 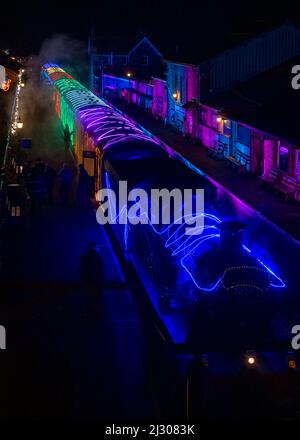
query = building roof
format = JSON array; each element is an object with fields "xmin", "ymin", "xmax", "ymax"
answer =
[
  {"xmin": 0, "ymin": 50, "xmax": 22, "ymax": 74},
  {"xmin": 93, "ymin": 35, "xmax": 162, "ymax": 57},
  {"xmin": 203, "ymin": 57, "xmax": 300, "ymax": 145},
  {"xmin": 164, "ymin": 21, "xmax": 299, "ymax": 65}
]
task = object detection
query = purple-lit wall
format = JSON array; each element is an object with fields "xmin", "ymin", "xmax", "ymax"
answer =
[
  {"xmin": 130, "ymin": 80, "xmax": 153, "ymax": 110},
  {"xmin": 103, "ymin": 74, "xmax": 130, "ymax": 96},
  {"xmin": 103, "ymin": 73, "xmax": 169, "ymax": 119},
  {"xmin": 151, "ymin": 77, "xmax": 167, "ymax": 121},
  {"xmin": 199, "ymin": 105, "xmax": 221, "ymax": 150},
  {"xmin": 103, "ymin": 72, "xmax": 300, "ymax": 187}
]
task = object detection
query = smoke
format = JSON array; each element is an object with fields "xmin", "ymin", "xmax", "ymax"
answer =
[
  {"xmin": 16, "ymin": 33, "xmax": 88, "ymax": 164},
  {"xmin": 30, "ymin": 33, "xmax": 88, "ymax": 82},
  {"xmin": 38, "ymin": 34, "xmax": 85, "ymax": 65}
]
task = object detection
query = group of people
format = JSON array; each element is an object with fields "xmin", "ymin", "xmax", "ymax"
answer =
[{"xmin": 23, "ymin": 158, "xmax": 90, "ymax": 214}]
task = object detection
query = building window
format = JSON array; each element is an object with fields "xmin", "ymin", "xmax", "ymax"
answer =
[
  {"xmin": 223, "ymin": 119, "xmax": 231, "ymax": 136},
  {"xmin": 200, "ymin": 109, "xmax": 208, "ymax": 126},
  {"xmin": 295, "ymin": 150, "xmax": 300, "ymax": 178},
  {"xmin": 157, "ymin": 97, "xmax": 163, "ymax": 114},
  {"xmin": 185, "ymin": 78, "xmax": 188, "ymax": 102},
  {"xmin": 179, "ymin": 76, "xmax": 183, "ymax": 102},
  {"xmin": 211, "ymin": 112, "xmax": 218, "ymax": 129},
  {"xmin": 142, "ymin": 55, "xmax": 149, "ymax": 65},
  {"xmin": 102, "ymin": 55, "xmax": 110, "ymax": 65},
  {"xmin": 279, "ymin": 145, "xmax": 289, "ymax": 173},
  {"xmin": 174, "ymin": 73, "xmax": 178, "ymax": 91},
  {"xmin": 237, "ymin": 124, "xmax": 251, "ymax": 145}
]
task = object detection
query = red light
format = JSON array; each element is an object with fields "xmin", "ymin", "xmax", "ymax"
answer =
[{"xmin": 289, "ymin": 360, "xmax": 297, "ymax": 369}]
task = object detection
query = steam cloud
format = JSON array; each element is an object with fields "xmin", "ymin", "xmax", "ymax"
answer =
[{"xmin": 18, "ymin": 33, "xmax": 88, "ymax": 164}]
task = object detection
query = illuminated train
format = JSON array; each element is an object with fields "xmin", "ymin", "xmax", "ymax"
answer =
[
  {"xmin": 41, "ymin": 64, "xmax": 158, "ymax": 185},
  {"xmin": 42, "ymin": 64, "xmax": 297, "ymax": 368}
]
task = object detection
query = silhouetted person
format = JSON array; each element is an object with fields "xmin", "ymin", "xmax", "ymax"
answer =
[
  {"xmin": 80, "ymin": 243, "xmax": 104, "ymax": 319},
  {"xmin": 27, "ymin": 169, "xmax": 47, "ymax": 216},
  {"xmin": 23, "ymin": 160, "xmax": 33, "ymax": 185},
  {"xmin": 31, "ymin": 157, "xmax": 46, "ymax": 177},
  {"xmin": 76, "ymin": 164, "xmax": 90, "ymax": 207},
  {"xmin": 64, "ymin": 124, "xmax": 73, "ymax": 152},
  {"xmin": 44, "ymin": 163, "xmax": 56, "ymax": 205},
  {"xmin": 58, "ymin": 163, "xmax": 73, "ymax": 206}
]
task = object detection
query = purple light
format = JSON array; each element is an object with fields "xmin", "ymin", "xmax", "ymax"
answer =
[{"xmin": 78, "ymin": 105, "xmax": 159, "ymax": 151}]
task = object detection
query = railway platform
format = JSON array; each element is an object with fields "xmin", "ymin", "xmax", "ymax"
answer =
[
  {"xmin": 107, "ymin": 97, "xmax": 300, "ymax": 243},
  {"xmin": 0, "ymin": 76, "xmax": 155, "ymax": 419}
]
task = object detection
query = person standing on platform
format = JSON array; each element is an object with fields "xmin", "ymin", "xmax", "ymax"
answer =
[
  {"xmin": 58, "ymin": 163, "xmax": 73, "ymax": 206},
  {"xmin": 31, "ymin": 158, "xmax": 46, "ymax": 178},
  {"xmin": 27, "ymin": 168, "xmax": 47, "ymax": 216},
  {"xmin": 76, "ymin": 164, "xmax": 90, "ymax": 207},
  {"xmin": 64, "ymin": 124, "xmax": 73, "ymax": 153},
  {"xmin": 44, "ymin": 163, "xmax": 57, "ymax": 205}
]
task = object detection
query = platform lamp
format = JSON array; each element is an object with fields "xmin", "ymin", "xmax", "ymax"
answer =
[
  {"xmin": 126, "ymin": 72, "xmax": 133, "ymax": 103},
  {"xmin": 17, "ymin": 117, "xmax": 23, "ymax": 129},
  {"xmin": 172, "ymin": 91, "xmax": 178, "ymax": 101}
]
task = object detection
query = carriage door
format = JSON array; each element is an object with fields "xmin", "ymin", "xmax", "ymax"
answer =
[{"xmin": 83, "ymin": 150, "xmax": 96, "ymax": 196}]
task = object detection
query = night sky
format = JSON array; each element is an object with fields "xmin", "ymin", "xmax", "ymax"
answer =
[{"xmin": 1, "ymin": 1, "xmax": 299, "ymax": 57}]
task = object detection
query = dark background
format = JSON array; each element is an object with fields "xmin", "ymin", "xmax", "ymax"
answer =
[{"xmin": 1, "ymin": 1, "xmax": 300, "ymax": 58}]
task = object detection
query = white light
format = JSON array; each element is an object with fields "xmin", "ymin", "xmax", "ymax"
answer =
[
  {"xmin": 247, "ymin": 356, "xmax": 256, "ymax": 366},
  {"xmin": 17, "ymin": 117, "xmax": 23, "ymax": 129}
]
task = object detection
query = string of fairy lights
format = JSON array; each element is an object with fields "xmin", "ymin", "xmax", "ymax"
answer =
[
  {"xmin": 1, "ymin": 68, "xmax": 25, "ymax": 173},
  {"xmin": 11, "ymin": 68, "xmax": 25, "ymax": 134}
]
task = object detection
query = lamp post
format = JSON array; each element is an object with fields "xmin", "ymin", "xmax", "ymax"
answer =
[{"xmin": 126, "ymin": 72, "xmax": 132, "ymax": 104}]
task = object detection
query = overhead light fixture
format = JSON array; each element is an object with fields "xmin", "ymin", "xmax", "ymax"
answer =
[
  {"xmin": 246, "ymin": 354, "xmax": 256, "ymax": 366},
  {"xmin": 216, "ymin": 116, "xmax": 222, "ymax": 123},
  {"xmin": 17, "ymin": 117, "xmax": 23, "ymax": 129},
  {"xmin": 126, "ymin": 72, "xmax": 132, "ymax": 78},
  {"xmin": 173, "ymin": 92, "xmax": 178, "ymax": 99}
]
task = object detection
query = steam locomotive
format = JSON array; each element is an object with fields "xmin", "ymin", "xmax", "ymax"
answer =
[{"xmin": 42, "ymin": 64, "xmax": 299, "ymax": 376}]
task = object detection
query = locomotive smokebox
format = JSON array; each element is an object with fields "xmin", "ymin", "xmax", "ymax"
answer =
[{"xmin": 219, "ymin": 221, "xmax": 246, "ymax": 253}]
